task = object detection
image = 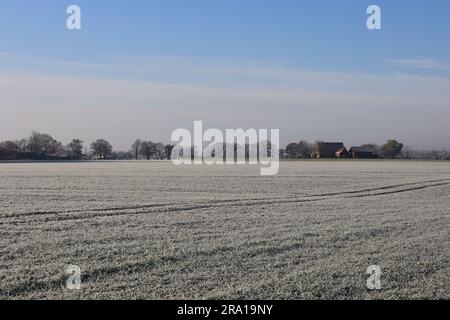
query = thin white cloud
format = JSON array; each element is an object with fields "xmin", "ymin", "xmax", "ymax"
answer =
[{"xmin": 386, "ymin": 58, "xmax": 449, "ymax": 70}]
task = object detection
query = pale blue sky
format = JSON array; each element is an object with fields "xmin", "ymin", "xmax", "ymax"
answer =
[{"xmin": 1, "ymin": 1, "xmax": 449, "ymax": 149}]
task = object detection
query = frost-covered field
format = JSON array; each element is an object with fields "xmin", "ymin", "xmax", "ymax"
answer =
[{"xmin": 0, "ymin": 160, "xmax": 449, "ymax": 299}]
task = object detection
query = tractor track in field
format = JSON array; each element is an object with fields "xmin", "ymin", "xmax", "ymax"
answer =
[{"xmin": 1, "ymin": 179, "xmax": 449, "ymax": 226}]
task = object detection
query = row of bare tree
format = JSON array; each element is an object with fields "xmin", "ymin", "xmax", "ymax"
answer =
[
  {"xmin": 0, "ymin": 132, "xmax": 175, "ymax": 161},
  {"xmin": 130, "ymin": 140, "xmax": 174, "ymax": 160},
  {"xmin": 1, "ymin": 133, "xmax": 448, "ymax": 161}
]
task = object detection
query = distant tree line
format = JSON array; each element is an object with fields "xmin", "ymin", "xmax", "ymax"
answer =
[
  {"xmin": 130, "ymin": 139, "xmax": 174, "ymax": 160},
  {"xmin": 0, "ymin": 133, "xmax": 448, "ymax": 161},
  {"xmin": 0, "ymin": 132, "xmax": 174, "ymax": 161},
  {"xmin": 279, "ymin": 139, "xmax": 449, "ymax": 160}
]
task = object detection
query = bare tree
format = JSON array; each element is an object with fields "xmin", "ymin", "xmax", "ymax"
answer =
[
  {"xmin": 153, "ymin": 143, "xmax": 165, "ymax": 160},
  {"xmin": 381, "ymin": 139, "xmax": 404, "ymax": 158},
  {"xmin": 164, "ymin": 145, "xmax": 174, "ymax": 160},
  {"xmin": 401, "ymin": 145, "xmax": 415, "ymax": 159},
  {"xmin": 16, "ymin": 139, "xmax": 28, "ymax": 155},
  {"xmin": 0, "ymin": 141, "xmax": 18, "ymax": 152},
  {"xmin": 284, "ymin": 140, "xmax": 312, "ymax": 158},
  {"xmin": 90, "ymin": 139, "xmax": 113, "ymax": 159},
  {"xmin": 27, "ymin": 131, "xmax": 63, "ymax": 158},
  {"xmin": 139, "ymin": 141, "xmax": 156, "ymax": 160},
  {"xmin": 68, "ymin": 139, "xmax": 84, "ymax": 160},
  {"xmin": 131, "ymin": 139, "xmax": 142, "ymax": 160},
  {"xmin": 295, "ymin": 140, "xmax": 313, "ymax": 158},
  {"xmin": 285, "ymin": 143, "xmax": 298, "ymax": 158}
]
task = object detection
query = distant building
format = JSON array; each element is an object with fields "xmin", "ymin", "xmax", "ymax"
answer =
[
  {"xmin": 314, "ymin": 142, "xmax": 345, "ymax": 158},
  {"xmin": 335, "ymin": 146, "xmax": 350, "ymax": 158},
  {"xmin": 349, "ymin": 146, "xmax": 378, "ymax": 159}
]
